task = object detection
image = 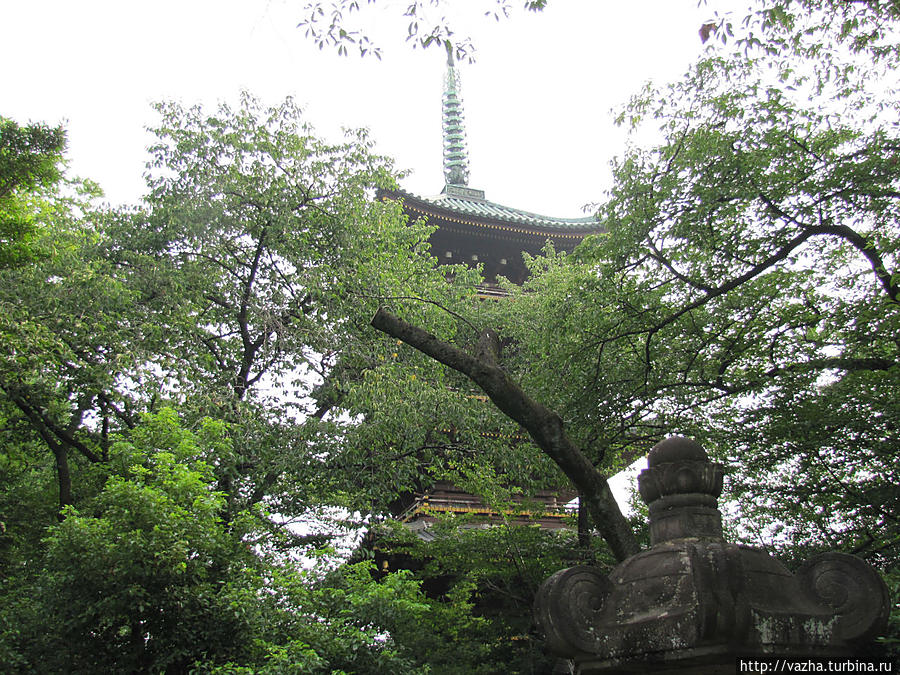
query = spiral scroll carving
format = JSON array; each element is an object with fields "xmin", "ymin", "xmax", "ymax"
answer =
[
  {"xmin": 533, "ymin": 565, "xmax": 611, "ymax": 657},
  {"xmin": 797, "ymin": 552, "xmax": 890, "ymax": 644}
]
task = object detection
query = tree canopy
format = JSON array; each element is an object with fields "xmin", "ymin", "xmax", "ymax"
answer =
[
  {"xmin": 361, "ymin": 0, "xmax": 900, "ymax": 658},
  {"xmin": 2, "ymin": 0, "xmax": 899, "ymax": 670},
  {"xmin": 0, "ymin": 118, "xmax": 66, "ymax": 267},
  {"xmin": 297, "ymin": 0, "xmax": 547, "ymax": 60},
  {"xmin": 0, "ymin": 96, "xmax": 563, "ymax": 672}
]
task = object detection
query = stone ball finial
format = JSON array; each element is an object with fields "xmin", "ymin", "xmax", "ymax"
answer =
[
  {"xmin": 639, "ymin": 436, "xmax": 725, "ymax": 544},
  {"xmin": 647, "ymin": 435, "xmax": 709, "ymax": 467},
  {"xmin": 639, "ymin": 437, "xmax": 724, "ymax": 505}
]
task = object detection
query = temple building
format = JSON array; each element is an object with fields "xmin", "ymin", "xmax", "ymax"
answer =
[
  {"xmin": 380, "ymin": 46, "xmax": 604, "ymax": 532},
  {"xmin": 381, "ymin": 46, "xmax": 603, "ymax": 298}
]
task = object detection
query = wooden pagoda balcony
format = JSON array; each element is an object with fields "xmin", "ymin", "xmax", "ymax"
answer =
[
  {"xmin": 475, "ymin": 282, "xmax": 508, "ymax": 299},
  {"xmin": 397, "ymin": 481, "xmax": 577, "ymax": 531}
]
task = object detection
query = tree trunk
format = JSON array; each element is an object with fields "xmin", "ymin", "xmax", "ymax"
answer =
[
  {"xmin": 577, "ymin": 494, "xmax": 591, "ymax": 549},
  {"xmin": 53, "ymin": 445, "xmax": 73, "ymax": 519}
]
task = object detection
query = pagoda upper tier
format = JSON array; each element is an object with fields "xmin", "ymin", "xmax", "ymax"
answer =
[
  {"xmin": 380, "ymin": 184, "xmax": 604, "ymax": 287},
  {"xmin": 379, "ymin": 45, "xmax": 605, "ymax": 288}
]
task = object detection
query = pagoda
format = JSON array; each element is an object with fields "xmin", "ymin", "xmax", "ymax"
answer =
[
  {"xmin": 379, "ymin": 46, "xmax": 604, "ymax": 533},
  {"xmin": 380, "ymin": 45, "xmax": 604, "ymax": 297}
]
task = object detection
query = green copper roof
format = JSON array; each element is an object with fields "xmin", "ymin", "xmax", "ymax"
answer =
[
  {"xmin": 387, "ymin": 186, "xmax": 603, "ymax": 233},
  {"xmin": 442, "ymin": 45, "xmax": 469, "ymax": 186}
]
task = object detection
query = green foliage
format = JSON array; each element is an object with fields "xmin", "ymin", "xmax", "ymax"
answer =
[
  {"xmin": 338, "ymin": 0, "xmax": 900, "ymax": 655},
  {"xmin": 111, "ymin": 93, "xmax": 464, "ymax": 527},
  {"xmin": 593, "ymin": 45, "xmax": 900, "ymax": 567},
  {"xmin": 0, "ymin": 117, "xmax": 65, "ymax": 268},
  {"xmin": 200, "ymin": 557, "xmax": 472, "ymax": 675},
  {"xmin": 0, "ymin": 97, "xmax": 556, "ymax": 671},
  {"xmin": 134, "ymin": 93, "xmax": 398, "ymax": 403},
  {"xmin": 6, "ymin": 1, "xmax": 900, "ymax": 666},
  {"xmin": 707, "ymin": 0, "xmax": 900, "ymax": 65},
  {"xmin": 442, "ymin": 12, "xmax": 900, "ymax": 575},
  {"xmin": 0, "ymin": 407, "xmax": 59, "ymax": 573},
  {"xmin": 0, "ymin": 409, "xmax": 258, "ymax": 672},
  {"xmin": 455, "ymin": 2, "xmax": 900, "ymax": 652},
  {"xmin": 3, "ymin": 409, "xmax": 543, "ymax": 674},
  {"xmin": 360, "ymin": 518, "xmax": 610, "ymax": 673},
  {"xmin": 0, "ymin": 147, "xmax": 144, "ymax": 516},
  {"xmin": 297, "ymin": 0, "xmax": 547, "ymax": 61}
]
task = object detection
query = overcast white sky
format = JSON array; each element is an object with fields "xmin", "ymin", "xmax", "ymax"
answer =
[{"xmin": 4, "ymin": 0, "xmax": 746, "ymax": 217}]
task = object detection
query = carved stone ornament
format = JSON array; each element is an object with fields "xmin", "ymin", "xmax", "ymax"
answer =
[{"xmin": 534, "ymin": 437, "xmax": 891, "ymax": 673}]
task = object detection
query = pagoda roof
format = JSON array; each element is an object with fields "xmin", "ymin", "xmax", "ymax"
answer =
[{"xmin": 383, "ymin": 185, "xmax": 604, "ymax": 237}]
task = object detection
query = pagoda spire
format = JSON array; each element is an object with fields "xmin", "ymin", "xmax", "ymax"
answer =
[{"xmin": 442, "ymin": 43, "xmax": 470, "ymax": 186}]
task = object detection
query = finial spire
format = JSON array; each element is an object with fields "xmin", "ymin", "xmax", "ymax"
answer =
[{"xmin": 442, "ymin": 42, "xmax": 469, "ymax": 186}]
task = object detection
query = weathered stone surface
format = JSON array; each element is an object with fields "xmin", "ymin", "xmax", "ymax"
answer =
[
  {"xmin": 534, "ymin": 436, "xmax": 891, "ymax": 672},
  {"xmin": 796, "ymin": 552, "xmax": 890, "ymax": 644}
]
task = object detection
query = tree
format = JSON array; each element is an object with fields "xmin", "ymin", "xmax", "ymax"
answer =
[
  {"xmin": 1, "ymin": 409, "xmax": 257, "ymax": 672},
  {"xmin": 0, "ymin": 145, "xmax": 142, "ymax": 517},
  {"xmin": 6, "ymin": 0, "xmax": 900, "ymax": 665},
  {"xmin": 4, "ymin": 409, "xmax": 501, "ymax": 674},
  {"xmin": 352, "ymin": 516, "xmax": 621, "ymax": 674},
  {"xmin": 110, "ymin": 93, "xmax": 488, "ymax": 533},
  {"xmin": 296, "ymin": 0, "xmax": 546, "ymax": 60},
  {"xmin": 120, "ymin": 94, "xmax": 387, "ymax": 520},
  {"xmin": 0, "ymin": 100, "xmax": 506, "ymax": 669},
  {"xmin": 0, "ymin": 93, "xmax": 484, "ymax": 580},
  {"xmin": 369, "ymin": 307, "xmax": 639, "ymax": 561},
  {"xmin": 704, "ymin": 0, "xmax": 900, "ymax": 64},
  {"xmin": 592, "ymin": 8, "xmax": 900, "ymax": 568},
  {"xmin": 0, "ymin": 119, "xmax": 103, "ymax": 521},
  {"xmin": 296, "ymin": 0, "xmax": 900, "ymax": 66},
  {"xmin": 0, "ymin": 118, "xmax": 65, "ymax": 268},
  {"xmin": 360, "ymin": 0, "xmax": 900, "ymax": 595}
]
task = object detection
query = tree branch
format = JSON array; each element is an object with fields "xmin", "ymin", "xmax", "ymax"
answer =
[{"xmin": 370, "ymin": 307, "xmax": 639, "ymax": 561}]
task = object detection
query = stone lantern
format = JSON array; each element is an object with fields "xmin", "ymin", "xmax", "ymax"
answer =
[{"xmin": 534, "ymin": 437, "xmax": 890, "ymax": 673}]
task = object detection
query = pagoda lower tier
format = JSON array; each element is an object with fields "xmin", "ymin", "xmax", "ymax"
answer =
[{"xmin": 394, "ymin": 480, "xmax": 577, "ymax": 534}]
